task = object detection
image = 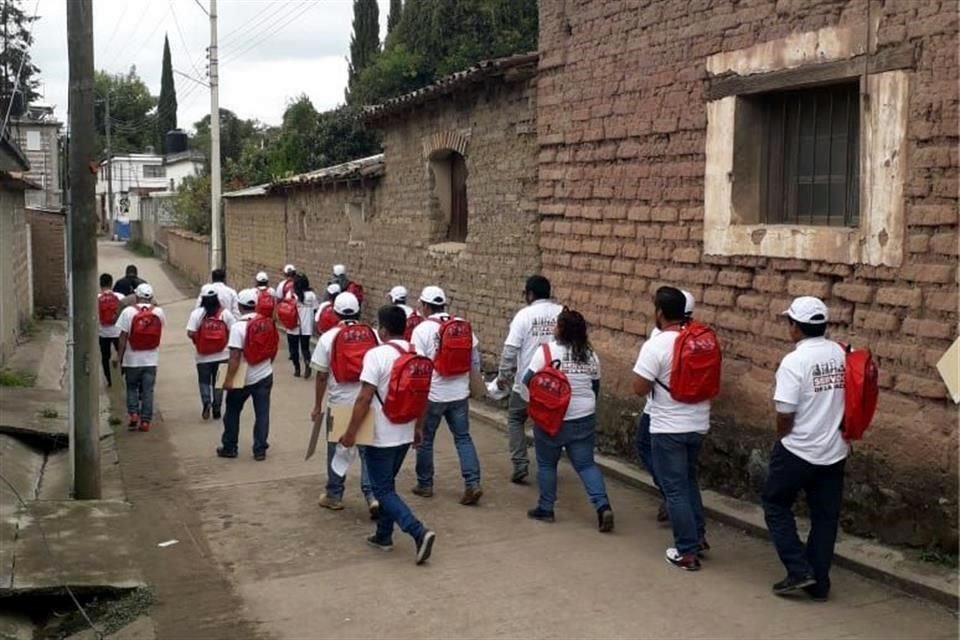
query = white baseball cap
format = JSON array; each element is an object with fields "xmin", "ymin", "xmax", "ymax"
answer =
[
  {"xmin": 200, "ymin": 284, "xmax": 217, "ymax": 298},
  {"xmin": 419, "ymin": 285, "xmax": 447, "ymax": 306},
  {"xmin": 237, "ymin": 288, "xmax": 259, "ymax": 308},
  {"xmin": 783, "ymin": 296, "xmax": 829, "ymax": 324},
  {"xmin": 388, "ymin": 285, "xmax": 408, "ymax": 303},
  {"xmin": 283, "ymin": 264, "xmax": 296, "ymax": 275},
  {"xmin": 334, "ymin": 291, "xmax": 360, "ymax": 316},
  {"xmin": 681, "ymin": 290, "xmax": 695, "ymax": 315},
  {"xmin": 326, "ymin": 282, "xmax": 342, "ymax": 296},
  {"xmin": 332, "ymin": 264, "xmax": 346, "ymax": 276},
  {"xmin": 135, "ymin": 283, "xmax": 154, "ymax": 299},
  {"xmin": 255, "ymin": 271, "xmax": 269, "ymax": 283}
]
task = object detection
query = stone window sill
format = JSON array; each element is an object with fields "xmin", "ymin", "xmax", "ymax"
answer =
[{"xmin": 428, "ymin": 241, "xmax": 466, "ymax": 256}]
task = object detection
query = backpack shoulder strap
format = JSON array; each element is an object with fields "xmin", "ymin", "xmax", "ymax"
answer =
[{"xmin": 541, "ymin": 343, "xmax": 552, "ymax": 367}]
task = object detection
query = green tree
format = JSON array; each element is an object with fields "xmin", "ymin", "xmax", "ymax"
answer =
[
  {"xmin": 345, "ymin": 0, "xmax": 381, "ymax": 103},
  {"xmin": 270, "ymin": 95, "xmax": 323, "ymax": 176},
  {"xmin": 156, "ymin": 35, "xmax": 178, "ymax": 151},
  {"xmin": 314, "ymin": 106, "xmax": 381, "ymax": 167},
  {"xmin": 191, "ymin": 108, "xmax": 258, "ymax": 170},
  {"xmin": 172, "ymin": 173, "xmax": 211, "ymax": 234},
  {"xmin": 0, "ymin": 0, "xmax": 40, "ymax": 117},
  {"xmin": 386, "ymin": 0, "xmax": 402, "ymax": 34},
  {"xmin": 94, "ymin": 67, "xmax": 158, "ymax": 157}
]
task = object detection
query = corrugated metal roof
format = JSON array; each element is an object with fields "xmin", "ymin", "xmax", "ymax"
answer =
[
  {"xmin": 222, "ymin": 183, "xmax": 268, "ymax": 198},
  {"xmin": 363, "ymin": 52, "xmax": 539, "ymax": 122},
  {"xmin": 267, "ymin": 153, "xmax": 384, "ymax": 191}
]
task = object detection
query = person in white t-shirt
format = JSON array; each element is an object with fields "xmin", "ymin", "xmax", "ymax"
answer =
[
  {"xmin": 409, "ymin": 286, "xmax": 483, "ymax": 505},
  {"xmin": 117, "ymin": 283, "xmax": 166, "ymax": 433},
  {"xmin": 275, "ymin": 264, "xmax": 297, "ymax": 301},
  {"xmin": 388, "ymin": 285, "xmax": 415, "ymax": 317},
  {"xmin": 314, "ymin": 283, "xmax": 342, "ymax": 335},
  {"xmin": 632, "ymin": 286, "xmax": 709, "ymax": 572},
  {"xmin": 763, "ymin": 296, "xmax": 847, "ymax": 602},
  {"xmin": 254, "ymin": 271, "xmax": 275, "ymax": 299},
  {"xmin": 97, "ymin": 273, "xmax": 124, "ymax": 388},
  {"xmin": 340, "ymin": 305, "xmax": 436, "ymax": 565},
  {"xmin": 186, "ymin": 285, "xmax": 237, "ymax": 421},
  {"xmin": 496, "ymin": 276, "xmax": 564, "ymax": 483},
  {"xmin": 285, "ymin": 273, "xmax": 319, "ymax": 379},
  {"xmin": 196, "ymin": 268, "xmax": 240, "ymax": 318},
  {"xmin": 310, "ymin": 292, "xmax": 376, "ymax": 516},
  {"xmin": 218, "ymin": 289, "xmax": 276, "ymax": 461},
  {"xmin": 523, "ymin": 308, "xmax": 614, "ymax": 532}
]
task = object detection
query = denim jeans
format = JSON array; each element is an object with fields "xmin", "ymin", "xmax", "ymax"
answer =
[
  {"xmin": 416, "ymin": 398, "xmax": 481, "ymax": 489},
  {"xmin": 99, "ymin": 336, "xmax": 118, "ymax": 386},
  {"xmin": 762, "ymin": 442, "xmax": 845, "ymax": 597},
  {"xmin": 326, "ymin": 439, "xmax": 373, "ymax": 501},
  {"xmin": 507, "ymin": 392, "xmax": 529, "ymax": 473},
  {"xmin": 286, "ymin": 333, "xmax": 311, "ymax": 370},
  {"xmin": 634, "ymin": 412, "xmax": 662, "ymax": 492},
  {"xmin": 196, "ymin": 360, "xmax": 225, "ymax": 411},
  {"xmin": 221, "ymin": 374, "xmax": 273, "ymax": 456},
  {"xmin": 652, "ymin": 431, "xmax": 706, "ymax": 555},
  {"xmin": 365, "ymin": 444, "xmax": 427, "ymax": 543},
  {"xmin": 124, "ymin": 366, "xmax": 157, "ymax": 421},
  {"xmin": 533, "ymin": 414, "xmax": 610, "ymax": 512}
]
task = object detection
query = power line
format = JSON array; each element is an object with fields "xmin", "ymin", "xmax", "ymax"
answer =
[
  {"xmin": 218, "ymin": 0, "xmax": 287, "ymax": 46},
  {"xmin": 221, "ymin": 1, "xmax": 317, "ymax": 65},
  {"xmin": 169, "ymin": 0, "xmax": 205, "ymax": 79},
  {"xmin": 218, "ymin": 0, "xmax": 307, "ymax": 55},
  {"xmin": 1, "ymin": 0, "xmax": 41, "ymax": 137},
  {"xmin": 96, "ymin": 0, "xmax": 130, "ymax": 61}
]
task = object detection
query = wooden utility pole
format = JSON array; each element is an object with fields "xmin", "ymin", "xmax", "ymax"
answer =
[
  {"xmin": 208, "ymin": 0, "xmax": 222, "ymax": 270},
  {"xmin": 66, "ymin": 0, "xmax": 100, "ymax": 499}
]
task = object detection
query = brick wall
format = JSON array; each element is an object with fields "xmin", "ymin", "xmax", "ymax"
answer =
[
  {"xmin": 538, "ymin": 0, "xmax": 958, "ymax": 548},
  {"xmin": 167, "ymin": 228, "xmax": 210, "ymax": 286},
  {"xmin": 0, "ymin": 189, "xmax": 31, "ymax": 364},
  {"xmin": 26, "ymin": 208, "xmax": 65, "ymax": 313},
  {"xmin": 224, "ymin": 195, "xmax": 288, "ymax": 289}
]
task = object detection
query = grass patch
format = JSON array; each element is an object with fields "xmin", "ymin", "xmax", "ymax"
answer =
[
  {"xmin": 108, "ymin": 416, "xmax": 123, "ymax": 426},
  {"xmin": 39, "ymin": 407, "xmax": 59, "ymax": 419},
  {"xmin": 918, "ymin": 549, "xmax": 959, "ymax": 569},
  {"xmin": 125, "ymin": 240, "xmax": 155, "ymax": 257},
  {"xmin": 0, "ymin": 369, "xmax": 36, "ymax": 387}
]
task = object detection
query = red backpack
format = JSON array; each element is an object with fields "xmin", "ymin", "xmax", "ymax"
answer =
[
  {"xmin": 255, "ymin": 289, "xmax": 275, "ymax": 317},
  {"xmin": 657, "ymin": 321, "xmax": 722, "ymax": 403},
  {"xmin": 316, "ymin": 304, "xmax": 339, "ymax": 334},
  {"xmin": 428, "ymin": 316, "xmax": 473, "ymax": 376},
  {"xmin": 98, "ymin": 292, "xmax": 120, "ymax": 326},
  {"xmin": 378, "ymin": 342, "xmax": 434, "ymax": 424},
  {"xmin": 330, "ymin": 322, "xmax": 379, "ymax": 383},
  {"xmin": 527, "ymin": 344, "xmax": 572, "ymax": 436},
  {"xmin": 276, "ymin": 296, "xmax": 299, "ymax": 330},
  {"xmin": 195, "ymin": 309, "xmax": 229, "ymax": 355},
  {"xmin": 128, "ymin": 305, "xmax": 163, "ymax": 350},
  {"xmin": 840, "ymin": 344, "xmax": 879, "ymax": 441},
  {"xmin": 346, "ymin": 281, "xmax": 365, "ymax": 305},
  {"xmin": 403, "ymin": 310, "xmax": 424, "ymax": 341},
  {"xmin": 243, "ymin": 315, "xmax": 279, "ymax": 365}
]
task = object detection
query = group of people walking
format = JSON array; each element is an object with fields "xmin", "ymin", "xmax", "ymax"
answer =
[{"xmin": 98, "ymin": 259, "xmax": 858, "ymax": 602}]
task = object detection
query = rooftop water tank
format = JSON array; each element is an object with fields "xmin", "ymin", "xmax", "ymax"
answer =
[{"xmin": 164, "ymin": 129, "xmax": 188, "ymax": 155}]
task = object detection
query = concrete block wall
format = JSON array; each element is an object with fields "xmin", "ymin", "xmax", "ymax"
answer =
[
  {"xmin": 224, "ymin": 196, "xmax": 288, "ymax": 291},
  {"xmin": 25, "ymin": 209, "xmax": 65, "ymax": 313},
  {"xmin": 167, "ymin": 229, "xmax": 210, "ymax": 286},
  {"xmin": 0, "ymin": 189, "xmax": 31, "ymax": 365}
]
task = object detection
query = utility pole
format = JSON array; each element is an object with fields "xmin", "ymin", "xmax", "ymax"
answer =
[
  {"xmin": 66, "ymin": 0, "xmax": 101, "ymax": 499},
  {"xmin": 208, "ymin": 0, "xmax": 222, "ymax": 270},
  {"xmin": 105, "ymin": 93, "xmax": 113, "ymax": 231}
]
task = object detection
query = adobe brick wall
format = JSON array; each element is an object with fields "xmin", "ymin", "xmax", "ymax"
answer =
[
  {"xmin": 167, "ymin": 228, "xmax": 210, "ymax": 286},
  {"xmin": 26, "ymin": 208, "xmax": 65, "ymax": 313},
  {"xmin": 0, "ymin": 189, "xmax": 31, "ymax": 364},
  {"xmin": 224, "ymin": 195, "xmax": 288, "ymax": 290},
  {"xmin": 538, "ymin": 0, "xmax": 959, "ymax": 549}
]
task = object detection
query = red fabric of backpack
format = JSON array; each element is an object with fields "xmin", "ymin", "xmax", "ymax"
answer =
[
  {"xmin": 243, "ymin": 315, "xmax": 279, "ymax": 365},
  {"xmin": 403, "ymin": 310, "xmax": 424, "ymax": 341},
  {"xmin": 98, "ymin": 292, "xmax": 120, "ymax": 326},
  {"xmin": 346, "ymin": 281, "xmax": 365, "ymax": 305},
  {"xmin": 276, "ymin": 297, "xmax": 299, "ymax": 330},
  {"xmin": 255, "ymin": 289, "xmax": 275, "ymax": 317},
  {"xmin": 658, "ymin": 321, "xmax": 722, "ymax": 403},
  {"xmin": 316, "ymin": 304, "xmax": 339, "ymax": 334},
  {"xmin": 379, "ymin": 343, "xmax": 433, "ymax": 424},
  {"xmin": 195, "ymin": 309, "xmax": 229, "ymax": 355},
  {"xmin": 330, "ymin": 322, "xmax": 378, "ymax": 383},
  {"xmin": 429, "ymin": 316, "xmax": 473, "ymax": 376},
  {"xmin": 128, "ymin": 306, "xmax": 163, "ymax": 350},
  {"xmin": 527, "ymin": 344, "xmax": 572, "ymax": 436},
  {"xmin": 840, "ymin": 344, "xmax": 879, "ymax": 441}
]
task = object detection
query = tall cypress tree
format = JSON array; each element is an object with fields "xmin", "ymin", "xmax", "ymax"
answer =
[
  {"xmin": 386, "ymin": 0, "xmax": 402, "ymax": 35},
  {"xmin": 345, "ymin": 0, "xmax": 381, "ymax": 103},
  {"xmin": 157, "ymin": 34, "xmax": 178, "ymax": 152}
]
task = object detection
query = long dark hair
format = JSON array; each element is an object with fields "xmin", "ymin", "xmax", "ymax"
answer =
[
  {"xmin": 555, "ymin": 308, "xmax": 592, "ymax": 364},
  {"xmin": 201, "ymin": 294, "xmax": 221, "ymax": 316},
  {"xmin": 293, "ymin": 273, "xmax": 311, "ymax": 302}
]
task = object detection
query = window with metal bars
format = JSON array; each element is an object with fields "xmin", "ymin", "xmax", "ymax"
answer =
[{"xmin": 760, "ymin": 82, "xmax": 860, "ymax": 227}]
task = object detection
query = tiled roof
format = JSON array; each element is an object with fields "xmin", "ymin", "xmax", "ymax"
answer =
[
  {"xmin": 222, "ymin": 183, "xmax": 268, "ymax": 198},
  {"xmin": 267, "ymin": 154, "xmax": 384, "ymax": 191}
]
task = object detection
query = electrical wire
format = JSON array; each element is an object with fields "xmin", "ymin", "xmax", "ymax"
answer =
[
  {"xmin": 220, "ymin": 1, "xmax": 317, "ymax": 65},
  {"xmin": 1, "ymin": 0, "xmax": 41, "ymax": 137},
  {"xmin": 218, "ymin": 0, "xmax": 308, "ymax": 56},
  {"xmin": 218, "ymin": 0, "xmax": 290, "ymax": 48},
  {"xmin": 169, "ymin": 0, "xmax": 206, "ymax": 80}
]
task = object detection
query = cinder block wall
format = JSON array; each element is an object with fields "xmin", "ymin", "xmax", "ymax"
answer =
[
  {"xmin": 167, "ymin": 229, "xmax": 211, "ymax": 286},
  {"xmin": 26, "ymin": 209, "xmax": 65, "ymax": 312}
]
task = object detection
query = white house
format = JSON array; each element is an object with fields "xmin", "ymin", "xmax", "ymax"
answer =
[{"xmin": 97, "ymin": 150, "xmax": 204, "ymax": 225}]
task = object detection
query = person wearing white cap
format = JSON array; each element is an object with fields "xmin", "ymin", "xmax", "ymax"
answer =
[
  {"xmin": 254, "ymin": 271, "xmax": 275, "ymax": 298},
  {"xmin": 310, "ymin": 291, "xmax": 378, "ymax": 515},
  {"xmin": 284, "ymin": 273, "xmax": 319, "ymax": 379},
  {"xmin": 314, "ymin": 282, "xmax": 342, "ymax": 335},
  {"xmin": 196, "ymin": 268, "xmax": 240, "ymax": 318},
  {"xmin": 410, "ymin": 286, "xmax": 483, "ymax": 505},
  {"xmin": 330, "ymin": 264, "xmax": 365, "ymax": 306},
  {"xmin": 117, "ymin": 283, "xmax": 166, "ymax": 433},
  {"xmin": 276, "ymin": 265, "xmax": 297, "ymax": 301},
  {"xmin": 763, "ymin": 296, "xmax": 847, "ymax": 602},
  {"xmin": 97, "ymin": 273, "xmax": 125, "ymax": 388},
  {"xmin": 186, "ymin": 285, "xmax": 237, "ymax": 420},
  {"xmin": 389, "ymin": 285, "xmax": 424, "ymax": 339}
]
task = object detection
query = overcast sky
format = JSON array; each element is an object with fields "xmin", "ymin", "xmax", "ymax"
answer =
[{"xmin": 29, "ymin": 0, "xmax": 391, "ymax": 130}]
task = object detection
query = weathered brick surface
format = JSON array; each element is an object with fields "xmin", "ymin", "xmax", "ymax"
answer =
[
  {"xmin": 0, "ymin": 190, "xmax": 31, "ymax": 365},
  {"xmin": 167, "ymin": 229, "xmax": 211, "ymax": 286},
  {"xmin": 26, "ymin": 209, "xmax": 66, "ymax": 312},
  {"xmin": 539, "ymin": 0, "xmax": 959, "ymax": 548}
]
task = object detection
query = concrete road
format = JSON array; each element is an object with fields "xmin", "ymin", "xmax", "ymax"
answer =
[{"xmin": 99, "ymin": 242, "xmax": 956, "ymax": 639}]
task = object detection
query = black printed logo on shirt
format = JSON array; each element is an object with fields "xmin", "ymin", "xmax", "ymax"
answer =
[
  {"xmin": 812, "ymin": 359, "xmax": 845, "ymax": 393},
  {"xmin": 530, "ymin": 317, "xmax": 557, "ymax": 338}
]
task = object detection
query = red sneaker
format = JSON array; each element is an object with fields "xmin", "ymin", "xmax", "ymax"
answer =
[
  {"xmin": 139, "ymin": 420, "xmax": 151, "ymax": 432},
  {"xmin": 128, "ymin": 413, "xmax": 139, "ymax": 431}
]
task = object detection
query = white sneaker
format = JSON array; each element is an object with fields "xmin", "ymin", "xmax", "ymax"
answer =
[{"xmin": 368, "ymin": 498, "xmax": 380, "ymax": 520}]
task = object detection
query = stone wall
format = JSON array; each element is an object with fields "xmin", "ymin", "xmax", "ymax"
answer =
[
  {"xmin": 25, "ymin": 208, "xmax": 65, "ymax": 313},
  {"xmin": 224, "ymin": 195, "xmax": 288, "ymax": 289},
  {"xmin": 537, "ymin": 0, "xmax": 958, "ymax": 549},
  {"xmin": 166, "ymin": 228, "xmax": 210, "ymax": 286},
  {"xmin": 0, "ymin": 189, "xmax": 31, "ymax": 364}
]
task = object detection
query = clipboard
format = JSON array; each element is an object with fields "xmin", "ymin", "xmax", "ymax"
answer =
[
  {"xmin": 327, "ymin": 403, "xmax": 375, "ymax": 445},
  {"xmin": 215, "ymin": 360, "xmax": 247, "ymax": 389},
  {"xmin": 936, "ymin": 337, "xmax": 960, "ymax": 404}
]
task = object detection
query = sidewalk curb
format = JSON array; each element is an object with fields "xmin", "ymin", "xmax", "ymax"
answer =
[{"xmin": 469, "ymin": 403, "xmax": 958, "ymax": 611}]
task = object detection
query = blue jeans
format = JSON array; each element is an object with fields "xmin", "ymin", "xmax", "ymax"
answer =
[
  {"xmin": 533, "ymin": 414, "xmax": 610, "ymax": 512},
  {"xmin": 634, "ymin": 412, "xmax": 662, "ymax": 492},
  {"xmin": 366, "ymin": 444, "xmax": 427, "ymax": 543},
  {"xmin": 416, "ymin": 398, "xmax": 481, "ymax": 489},
  {"xmin": 652, "ymin": 432, "xmax": 706, "ymax": 555},
  {"xmin": 196, "ymin": 360, "xmax": 225, "ymax": 411},
  {"xmin": 221, "ymin": 374, "xmax": 273, "ymax": 456},
  {"xmin": 124, "ymin": 366, "xmax": 157, "ymax": 421},
  {"xmin": 762, "ymin": 442, "xmax": 845, "ymax": 597},
  {"xmin": 326, "ymin": 440, "xmax": 373, "ymax": 501}
]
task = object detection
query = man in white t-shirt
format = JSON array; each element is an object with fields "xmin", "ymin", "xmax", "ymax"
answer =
[
  {"xmin": 275, "ymin": 264, "xmax": 296, "ymax": 300},
  {"xmin": 310, "ymin": 292, "xmax": 376, "ymax": 516},
  {"xmin": 117, "ymin": 283, "xmax": 166, "ymax": 433},
  {"xmin": 388, "ymin": 285, "xmax": 415, "ymax": 317},
  {"xmin": 314, "ymin": 283, "xmax": 342, "ymax": 335},
  {"xmin": 186, "ymin": 285, "xmax": 237, "ymax": 421},
  {"xmin": 496, "ymin": 275, "xmax": 563, "ymax": 483},
  {"xmin": 218, "ymin": 289, "xmax": 276, "ymax": 461},
  {"xmin": 410, "ymin": 286, "xmax": 482, "ymax": 505},
  {"xmin": 632, "ymin": 286, "xmax": 709, "ymax": 572},
  {"xmin": 340, "ymin": 305, "xmax": 436, "ymax": 565},
  {"xmin": 97, "ymin": 273, "xmax": 124, "ymax": 388},
  {"xmin": 254, "ymin": 271, "xmax": 275, "ymax": 298},
  {"xmin": 763, "ymin": 296, "xmax": 848, "ymax": 602},
  {"xmin": 196, "ymin": 268, "xmax": 240, "ymax": 318}
]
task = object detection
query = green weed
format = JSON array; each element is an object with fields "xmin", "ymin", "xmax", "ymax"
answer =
[{"xmin": 0, "ymin": 369, "xmax": 36, "ymax": 387}]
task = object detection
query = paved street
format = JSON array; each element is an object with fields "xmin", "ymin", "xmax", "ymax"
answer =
[{"xmin": 99, "ymin": 241, "xmax": 955, "ymax": 639}]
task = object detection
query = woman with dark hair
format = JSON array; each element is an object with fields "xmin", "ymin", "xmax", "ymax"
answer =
[
  {"xmin": 186, "ymin": 285, "xmax": 236, "ymax": 420},
  {"xmin": 286, "ymin": 272, "xmax": 318, "ymax": 379},
  {"xmin": 522, "ymin": 308, "xmax": 613, "ymax": 532}
]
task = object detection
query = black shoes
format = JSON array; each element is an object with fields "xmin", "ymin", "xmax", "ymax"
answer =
[
  {"xmin": 510, "ymin": 469, "xmax": 529, "ymax": 484},
  {"xmin": 254, "ymin": 452, "xmax": 266, "ymax": 461},
  {"xmin": 212, "ymin": 408, "xmax": 221, "ymax": 420},
  {"xmin": 202, "ymin": 404, "xmax": 211, "ymax": 420},
  {"xmin": 773, "ymin": 574, "xmax": 817, "ymax": 595},
  {"xmin": 304, "ymin": 368, "xmax": 313, "ymax": 380},
  {"xmin": 416, "ymin": 530, "xmax": 436, "ymax": 565},
  {"xmin": 527, "ymin": 507, "xmax": 555, "ymax": 523},
  {"xmin": 597, "ymin": 505, "xmax": 615, "ymax": 532},
  {"xmin": 366, "ymin": 535, "xmax": 393, "ymax": 552},
  {"xmin": 656, "ymin": 501, "xmax": 669, "ymax": 523},
  {"xmin": 216, "ymin": 447, "xmax": 238, "ymax": 459}
]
